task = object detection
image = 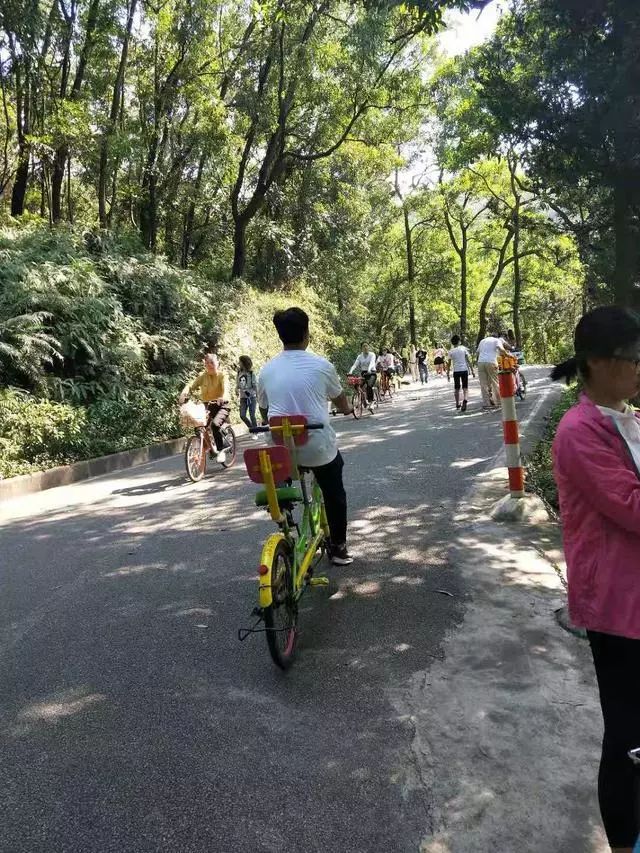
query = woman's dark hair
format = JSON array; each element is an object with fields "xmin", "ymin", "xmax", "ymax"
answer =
[
  {"xmin": 238, "ymin": 355, "xmax": 253, "ymax": 371},
  {"xmin": 551, "ymin": 306, "xmax": 640, "ymax": 383},
  {"xmin": 273, "ymin": 307, "xmax": 309, "ymax": 345},
  {"xmin": 451, "ymin": 334, "xmax": 460, "ymax": 346}
]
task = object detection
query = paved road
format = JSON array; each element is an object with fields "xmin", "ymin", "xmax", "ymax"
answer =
[{"xmin": 0, "ymin": 370, "xmax": 552, "ymax": 853}]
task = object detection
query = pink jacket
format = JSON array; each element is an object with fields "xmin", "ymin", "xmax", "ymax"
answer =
[{"xmin": 553, "ymin": 394, "xmax": 640, "ymax": 638}]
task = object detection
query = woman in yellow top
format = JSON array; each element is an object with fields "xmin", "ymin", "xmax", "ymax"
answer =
[{"xmin": 179, "ymin": 353, "xmax": 230, "ymax": 463}]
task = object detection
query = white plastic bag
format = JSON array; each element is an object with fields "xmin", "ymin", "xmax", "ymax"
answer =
[{"xmin": 180, "ymin": 401, "xmax": 207, "ymax": 429}]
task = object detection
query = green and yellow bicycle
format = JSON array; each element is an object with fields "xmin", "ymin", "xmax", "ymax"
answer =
[{"xmin": 238, "ymin": 416, "xmax": 330, "ymax": 669}]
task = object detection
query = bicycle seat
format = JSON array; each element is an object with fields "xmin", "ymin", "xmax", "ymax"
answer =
[{"xmin": 255, "ymin": 486, "xmax": 303, "ymax": 507}]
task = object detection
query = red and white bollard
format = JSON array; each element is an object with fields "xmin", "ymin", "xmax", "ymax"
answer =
[{"xmin": 498, "ymin": 365, "xmax": 525, "ymax": 498}]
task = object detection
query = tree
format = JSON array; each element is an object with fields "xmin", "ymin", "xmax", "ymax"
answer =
[{"xmin": 435, "ymin": 0, "xmax": 640, "ymax": 306}]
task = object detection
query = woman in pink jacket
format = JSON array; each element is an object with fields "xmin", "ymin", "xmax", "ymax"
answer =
[{"xmin": 552, "ymin": 306, "xmax": 640, "ymax": 852}]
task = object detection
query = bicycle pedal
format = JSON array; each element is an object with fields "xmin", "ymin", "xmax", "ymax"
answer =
[{"xmin": 309, "ymin": 576, "xmax": 329, "ymax": 587}]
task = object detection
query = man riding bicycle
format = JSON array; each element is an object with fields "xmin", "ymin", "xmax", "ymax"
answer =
[
  {"xmin": 258, "ymin": 307, "xmax": 354, "ymax": 565},
  {"xmin": 349, "ymin": 343, "xmax": 377, "ymax": 413},
  {"xmin": 179, "ymin": 353, "xmax": 229, "ymax": 463}
]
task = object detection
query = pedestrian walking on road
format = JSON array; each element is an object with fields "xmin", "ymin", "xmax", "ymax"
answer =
[
  {"xmin": 409, "ymin": 344, "xmax": 418, "ymax": 382},
  {"xmin": 433, "ymin": 345, "xmax": 446, "ymax": 376},
  {"xmin": 552, "ymin": 305, "xmax": 640, "ymax": 853},
  {"xmin": 446, "ymin": 335, "xmax": 475, "ymax": 412},
  {"xmin": 400, "ymin": 345, "xmax": 409, "ymax": 375},
  {"xmin": 416, "ymin": 345, "xmax": 429, "ymax": 384},
  {"xmin": 476, "ymin": 332, "xmax": 508, "ymax": 409},
  {"xmin": 236, "ymin": 355, "xmax": 258, "ymax": 432}
]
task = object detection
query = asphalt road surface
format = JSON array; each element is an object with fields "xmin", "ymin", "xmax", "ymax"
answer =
[{"xmin": 0, "ymin": 369, "xmax": 552, "ymax": 853}]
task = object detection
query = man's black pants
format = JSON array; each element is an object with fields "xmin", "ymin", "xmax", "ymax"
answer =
[{"xmin": 311, "ymin": 451, "xmax": 347, "ymax": 546}]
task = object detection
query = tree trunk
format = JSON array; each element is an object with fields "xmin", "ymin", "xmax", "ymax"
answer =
[
  {"xmin": 10, "ymin": 44, "xmax": 29, "ymax": 216},
  {"xmin": 460, "ymin": 232, "xmax": 468, "ymax": 342},
  {"xmin": 181, "ymin": 151, "xmax": 206, "ymax": 268},
  {"xmin": 51, "ymin": 148, "xmax": 66, "ymax": 222},
  {"xmin": 477, "ymin": 226, "xmax": 515, "ymax": 344},
  {"xmin": 140, "ymin": 170, "xmax": 157, "ymax": 250},
  {"xmin": 67, "ymin": 155, "xmax": 73, "ymax": 223},
  {"xmin": 512, "ymin": 209, "xmax": 522, "ymax": 347},
  {"xmin": 232, "ymin": 216, "xmax": 248, "ymax": 279},
  {"xmin": 613, "ymin": 172, "xmax": 636, "ymax": 306},
  {"xmin": 403, "ymin": 205, "xmax": 417, "ymax": 345},
  {"xmin": 11, "ymin": 157, "xmax": 29, "ymax": 216},
  {"xmin": 99, "ymin": 0, "xmax": 137, "ymax": 228}
]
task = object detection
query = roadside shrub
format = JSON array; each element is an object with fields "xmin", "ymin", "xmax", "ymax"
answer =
[
  {"xmin": 525, "ymin": 386, "xmax": 579, "ymax": 511},
  {"xmin": 85, "ymin": 388, "xmax": 181, "ymax": 457},
  {"xmin": 0, "ymin": 390, "xmax": 87, "ymax": 477}
]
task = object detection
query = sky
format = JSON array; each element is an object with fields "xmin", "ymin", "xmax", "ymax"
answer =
[{"xmin": 437, "ymin": 0, "xmax": 507, "ymax": 56}]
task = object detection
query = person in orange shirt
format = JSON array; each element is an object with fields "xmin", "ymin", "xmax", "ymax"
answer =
[{"xmin": 179, "ymin": 353, "xmax": 229, "ymax": 463}]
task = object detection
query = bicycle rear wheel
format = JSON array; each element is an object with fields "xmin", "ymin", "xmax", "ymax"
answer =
[
  {"xmin": 185, "ymin": 433, "xmax": 206, "ymax": 482},
  {"xmin": 264, "ymin": 541, "xmax": 298, "ymax": 669},
  {"xmin": 221, "ymin": 425, "xmax": 237, "ymax": 468},
  {"xmin": 352, "ymin": 390, "xmax": 363, "ymax": 419}
]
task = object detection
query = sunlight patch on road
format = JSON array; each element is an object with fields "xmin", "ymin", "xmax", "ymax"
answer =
[
  {"xmin": 10, "ymin": 688, "xmax": 107, "ymax": 736},
  {"xmin": 450, "ymin": 457, "xmax": 488, "ymax": 469}
]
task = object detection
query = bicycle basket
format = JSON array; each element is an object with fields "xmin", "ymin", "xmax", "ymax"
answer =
[
  {"xmin": 180, "ymin": 401, "xmax": 207, "ymax": 428},
  {"xmin": 347, "ymin": 375, "xmax": 362, "ymax": 386}
]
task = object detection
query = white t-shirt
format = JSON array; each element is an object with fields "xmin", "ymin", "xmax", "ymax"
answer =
[
  {"xmin": 350, "ymin": 351, "xmax": 376, "ymax": 374},
  {"xmin": 377, "ymin": 353, "xmax": 395, "ymax": 370},
  {"xmin": 448, "ymin": 345, "xmax": 470, "ymax": 373},
  {"xmin": 477, "ymin": 336, "xmax": 505, "ymax": 364},
  {"xmin": 598, "ymin": 405, "xmax": 640, "ymax": 474},
  {"xmin": 257, "ymin": 349, "xmax": 343, "ymax": 467}
]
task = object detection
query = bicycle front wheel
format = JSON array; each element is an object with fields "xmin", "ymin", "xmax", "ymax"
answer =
[
  {"xmin": 352, "ymin": 390, "xmax": 363, "ymax": 419},
  {"xmin": 185, "ymin": 433, "xmax": 206, "ymax": 482},
  {"xmin": 264, "ymin": 541, "xmax": 298, "ymax": 670},
  {"xmin": 221, "ymin": 426, "xmax": 237, "ymax": 468}
]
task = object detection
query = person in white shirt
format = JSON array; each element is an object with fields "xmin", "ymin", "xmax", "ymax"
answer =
[
  {"xmin": 446, "ymin": 335, "xmax": 476, "ymax": 412},
  {"xmin": 376, "ymin": 349, "xmax": 395, "ymax": 373},
  {"xmin": 258, "ymin": 307, "xmax": 354, "ymax": 566},
  {"xmin": 349, "ymin": 343, "xmax": 377, "ymax": 411},
  {"xmin": 476, "ymin": 332, "xmax": 508, "ymax": 408}
]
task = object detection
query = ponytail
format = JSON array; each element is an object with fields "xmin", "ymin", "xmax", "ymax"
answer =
[{"xmin": 550, "ymin": 356, "xmax": 579, "ymax": 384}]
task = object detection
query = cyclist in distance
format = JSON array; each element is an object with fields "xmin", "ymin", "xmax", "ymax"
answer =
[
  {"xmin": 258, "ymin": 307, "xmax": 354, "ymax": 566},
  {"xmin": 377, "ymin": 348, "xmax": 396, "ymax": 376},
  {"xmin": 349, "ymin": 343, "xmax": 377, "ymax": 414},
  {"xmin": 179, "ymin": 353, "xmax": 230, "ymax": 463}
]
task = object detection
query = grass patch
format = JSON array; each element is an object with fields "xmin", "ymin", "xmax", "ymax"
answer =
[{"xmin": 525, "ymin": 386, "xmax": 579, "ymax": 512}]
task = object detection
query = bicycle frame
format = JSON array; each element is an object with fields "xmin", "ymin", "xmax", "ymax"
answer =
[{"xmin": 251, "ymin": 419, "xmax": 329, "ymax": 608}]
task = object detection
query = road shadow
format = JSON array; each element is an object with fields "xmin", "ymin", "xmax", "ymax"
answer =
[{"xmin": 111, "ymin": 476, "xmax": 187, "ymax": 497}]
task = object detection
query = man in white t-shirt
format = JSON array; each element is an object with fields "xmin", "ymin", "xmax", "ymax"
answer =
[
  {"xmin": 258, "ymin": 307, "xmax": 354, "ymax": 565},
  {"xmin": 476, "ymin": 332, "xmax": 508, "ymax": 408},
  {"xmin": 446, "ymin": 335, "xmax": 476, "ymax": 412}
]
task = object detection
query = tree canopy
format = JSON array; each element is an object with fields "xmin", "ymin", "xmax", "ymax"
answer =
[{"xmin": 1, "ymin": 0, "xmax": 637, "ymax": 474}]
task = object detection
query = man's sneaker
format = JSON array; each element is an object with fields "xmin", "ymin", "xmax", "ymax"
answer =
[
  {"xmin": 216, "ymin": 450, "xmax": 227, "ymax": 464},
  {"xmin": 462, "ymin": 400, "xmax": 468, "ymax": 412},
  {"xmin": 456, "ymin": 403, "xmax": 461, "ymax": 410},
  {"xmin": 330, "ymin": 544, "xmax": 354, "ymax": 566}
]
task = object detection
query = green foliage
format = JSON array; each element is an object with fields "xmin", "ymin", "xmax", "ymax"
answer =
[
  {"xmin": 0, "ymin": 222, "xmax": 342, "ymax": 477},
  {"xmin": 0, "ymin": 389, "xmax": 87, "ymax": 477},
  {"xmin": 526, "ymin": 386, "xmax": 579, "ymax": 511}
]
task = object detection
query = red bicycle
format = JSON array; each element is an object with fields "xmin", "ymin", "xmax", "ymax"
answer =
[{"xmin": 347, "ymin": 375, "xmax": 379, "ymax": 419}]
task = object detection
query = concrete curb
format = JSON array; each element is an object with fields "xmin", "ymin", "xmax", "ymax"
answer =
[
  {"xmin": 0, "ymin": 436, "xmax": 188, "ymax": 502},
  {"xmin": 0, "ymin": 417, "xmax": 253, "ymax": 503}
]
